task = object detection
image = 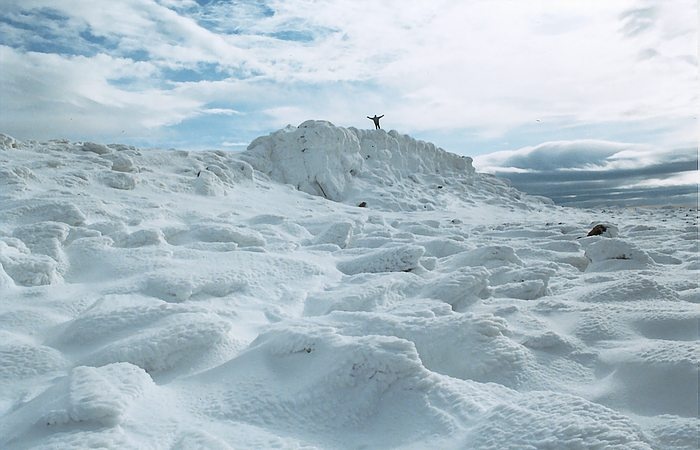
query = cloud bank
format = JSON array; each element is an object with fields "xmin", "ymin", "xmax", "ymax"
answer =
[
  {"xmin": 0, "ymin": 0, "xmax": 696, "ymax": 155},
  {"xmin": 474, "ymin": 141, "xmax": 698, "ymax": 207}
]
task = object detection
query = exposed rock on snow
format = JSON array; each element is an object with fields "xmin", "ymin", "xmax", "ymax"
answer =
[{"xmin": 587, "ymin": 223, "xmax": 619, "ymax": 237}]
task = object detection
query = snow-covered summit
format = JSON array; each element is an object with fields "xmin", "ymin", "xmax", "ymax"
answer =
[{"xmin": 243, "ymin": 120, "xmax": 549, "ymax": 211}]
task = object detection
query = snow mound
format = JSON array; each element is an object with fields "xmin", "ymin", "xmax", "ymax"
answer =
[
  {"xmin": 307, "ymin": 221, "xmax": 354, "ymax": 248},
  {"xmin": 1, "ymin": 200, "xmax": 86, "ymax": 227},
  {"xmin": 0, "ymin": 243, "xmax": 62, "ymax": 286},
  {"xmin": 0, "ymin": 332, "xmax": 68, "ymax": 380},
  {"xmin": 243, "ymin": 120, "xmax": 545, "ymax": 211},
  {"xmin": 188, "ymin": 324, "xmax": 451, "ymax": 447},
  {"xmin": 83, "ymin": 312, "xmax": 238, "ymax": 376},
  {"xmin": 0, "ymin": 363, "xmax": 153, "ymax": 447},
  {"xmin": 1, "ymin": 131, "xmax": 696, "ymax": 448},
  {"xmin": 0, "ymin": 133, "xmax": 20, "ymax": 150},
  {"xmin": 336, "ymin": 244, "xmax": 425, "ymax": 275},
  {"xmin": 244, "ymin": 120, "xmax": 363, "ymax": 201},
  {"xmin": 324, "ymin": 311, "xmax": 532, "ymax": 387},
  {"xmin": 579, "ymin": 276, "xmax": 679, "ymax": 303},
  {"xmin": 584, "ymin": 238, "xmax": 655, "ymax": 271},
  {"xmin": 465, "ymin": 391, "xmax": 651, "ymax": 449},
  {"xmin": 598, "ymin": 340, "xmax": 698, "ymax": 417}
]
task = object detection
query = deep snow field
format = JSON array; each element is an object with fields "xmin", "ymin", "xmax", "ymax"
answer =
[{"xmin": 0, "ymin": 120, "xmax": 697, "ymax": 449}]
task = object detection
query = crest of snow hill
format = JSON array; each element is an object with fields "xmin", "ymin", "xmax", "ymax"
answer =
[
  {"xmin": 242, "ymin": 120, "xmax": 549, "ymax": 211},
  {"xmin": 0, "ymin": 121, "xmax": 548, "ymax": 212}
]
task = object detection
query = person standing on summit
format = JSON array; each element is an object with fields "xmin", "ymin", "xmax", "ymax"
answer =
[{"xmin": 367, "ymin": 114, "xmax": 384, "ymax": 130}]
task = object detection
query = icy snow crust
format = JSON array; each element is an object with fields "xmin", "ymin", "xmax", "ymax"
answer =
[
  {"xmin": 243, "ymin": 120, "xmax": 505, "ymax": 211},
  {"xmin": 0, "ymin": 121, "xmax": 698, "ymax": 449}
]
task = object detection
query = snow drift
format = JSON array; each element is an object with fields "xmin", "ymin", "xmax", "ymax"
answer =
[
  {"xmin": 243, "ymin": 120, "xmax": 544, "ymax": 211},
  {"xmin": 0, "ymin": 126, "xmax": 697, "ymax": 449}
]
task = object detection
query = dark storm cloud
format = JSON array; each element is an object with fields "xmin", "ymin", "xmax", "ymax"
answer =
[{"xmin": 475, "ymin": 141, "xmax": 698, "ymax": 207}]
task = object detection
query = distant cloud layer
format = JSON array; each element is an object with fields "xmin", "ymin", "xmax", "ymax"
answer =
[
  {"xmin": 474, "ymin": 141, "xmax": 698, "ymax": 207},
  {"xmin": 0, "ymin": 0, "xmax": 696, "ymax": 155}
]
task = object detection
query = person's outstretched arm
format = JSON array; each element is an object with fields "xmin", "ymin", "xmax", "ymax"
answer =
[
  {"xmin": 367, "ymin": 116, "xmax": 372, "ymax": 119},
  {"xmin": 378, "ymin": 115, "xmax": 384, "ymax": 118}
]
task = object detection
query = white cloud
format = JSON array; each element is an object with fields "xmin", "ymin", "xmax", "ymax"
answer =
[
  {"xmin": 0, "ymin": 46, "xmax": 202, "ymax": 139},
  {"xmin": 472, "ymin": 138, "xmax": 697, "ymax": 206},
  {"xmin": 221, "ymin": 141, "xmax": 249, "ymax": 147},
  {"xmin": 474, "ymin": 139, "xmax": 696, "ymax": 174},
  {"xmin": 474, "ymin": 140, "xmax": 641, "ymax": 173},
  {"xmin": 199, "ymin": 108, "xmax": 243, "ymax": 116},
  {"xmin": 0, "ymin": 0, "xmax": 696, "ymax": 149},
  {"xmin": 629, "ymin": 171, "xmax": 699, "ymax": 188}
]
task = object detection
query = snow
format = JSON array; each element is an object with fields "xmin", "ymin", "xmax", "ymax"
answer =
[{"xmin": 0, "ymin": 121, "xmax": 698, "ymax": 449}]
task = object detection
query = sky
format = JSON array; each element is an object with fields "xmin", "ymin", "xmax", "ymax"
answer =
[
  {"xmin": 474, "ymin": 141, "xmax": 697, "ymax": 207},
  {"xmin": 0, "ymin": 0, "xmax": 697, "ymax": 205}
]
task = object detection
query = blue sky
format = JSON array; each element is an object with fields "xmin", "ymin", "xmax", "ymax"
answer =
[{"xmin": 0, "ymin": 0, "xmax": 697, "ymax": 204}]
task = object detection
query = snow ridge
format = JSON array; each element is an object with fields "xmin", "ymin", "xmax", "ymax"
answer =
[
  {"xmin": 0, "ymin": 129, "xmax": 697, "ymax": 449},
  {"xmin": 243, "ymin": 120, "xmax": 543, "ymax": 211}
]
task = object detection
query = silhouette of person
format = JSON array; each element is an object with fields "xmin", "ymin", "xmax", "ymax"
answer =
[{"xmin": 367, "ymin": 114, "xmax": 384, "ymax": 130}]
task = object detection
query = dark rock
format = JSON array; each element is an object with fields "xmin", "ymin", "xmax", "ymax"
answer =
[{"xmin": 587, "ymin": 224, "xmax": 607, "ymax": 236}]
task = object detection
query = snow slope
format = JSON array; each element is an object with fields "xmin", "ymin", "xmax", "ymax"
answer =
[
  {"xmin": 242, "ymin": 120, "xmax": 550, "ymax": 211},
  {"xmin": 0, "ymin": 122, "xmax": 697, "ymax": 449}
]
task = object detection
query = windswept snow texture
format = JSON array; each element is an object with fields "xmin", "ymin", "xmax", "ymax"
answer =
[{"xmin": 0, "ymin": 121, "xmax": 698, "ymax": 449}]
